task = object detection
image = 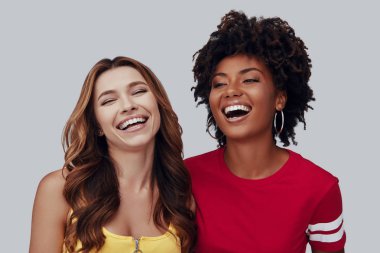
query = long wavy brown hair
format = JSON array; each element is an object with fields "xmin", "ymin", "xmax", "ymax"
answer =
[{"xmin": 62, "ymin": 56, "xmax": 196, "ymax": 252}]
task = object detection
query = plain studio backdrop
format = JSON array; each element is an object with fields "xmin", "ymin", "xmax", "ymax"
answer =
[{"xmin": 0, "ymin": 0, "xmax": 378, "ymax": 252}]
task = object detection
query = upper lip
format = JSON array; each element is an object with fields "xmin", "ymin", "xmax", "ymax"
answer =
[
  {"xmin": 116, "ymin": 114, "xmax": 148, "ymax": 129},
  {"xmin": 221, "ymin": 101, "xmax": 252, "ymax": 114}
]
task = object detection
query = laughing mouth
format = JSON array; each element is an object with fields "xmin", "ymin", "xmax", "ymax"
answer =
[
  {"xmin": 117, "ymin": 117, "xmax": 148, "ymax": 130},
  {"xmin": 223, "ymin": 105, "xmax": 251, "ymax": 119}
]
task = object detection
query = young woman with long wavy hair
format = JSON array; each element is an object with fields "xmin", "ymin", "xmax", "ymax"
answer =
[{"xmin": 30, "ymin": 56, "xmax": 196, "ymax": 253}]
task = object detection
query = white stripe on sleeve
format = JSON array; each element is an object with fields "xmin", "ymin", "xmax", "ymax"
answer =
[
  {"xmin": 308, "ymin": 213, "xmax": 343, "ymax": 232},
  {"xmin": 309, "ymin": 224, "xmax": 345, "ymax": 243}
]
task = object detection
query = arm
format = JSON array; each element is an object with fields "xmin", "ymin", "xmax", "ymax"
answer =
[
  {"xmin": 29, "ymin": 169, "xmax": 70, "ymax": 253},
  {"xmin": 312, "ymin": 249, "xmax": 344, "ymax": 253},
  {"xmin": 309, "ymin": 182, "xmax": 346, "ymax": 253}
]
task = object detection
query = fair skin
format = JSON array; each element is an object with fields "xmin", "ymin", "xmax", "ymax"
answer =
[
  {"xmin": 94, "ymin": 66, "xmax": 162, "ymax": 237},
  {"xmin": 29, "ymin": 169, "xmax": 70, "ymax": 253},
  {"xmin": 30, "ymin": 66, "xmax": 163, "ymax": 253},
  {"xmin": 209, "ymin": 54, "xmax": 344, "ymax": 253}
]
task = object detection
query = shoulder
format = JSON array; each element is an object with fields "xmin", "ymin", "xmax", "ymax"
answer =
[
  {"xmin": 34, "ymin": 168, "xmax": 70, "ymax": 216},
  {"xmin": 184, "ymin": 148, "xmax": 221, "ymax": 169},
  {"xmin": 37, "ymin": 168, "xmax": 68, "ymax": 196},
  {"xmin": 289, "ymin": 150, "xmax": 338, "ymax": 186},
  {"xmin": 30, "ymin": 169, "xmax": 70, "ymax": 252}
]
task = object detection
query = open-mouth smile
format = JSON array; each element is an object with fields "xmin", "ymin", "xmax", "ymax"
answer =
[
  {"xmin": 117, "ymin": 116, "xmax": 148, "ymax": 131},
  {"xmin": 222, "ymin": 104, "xmax": 252, "ymax": 121}
]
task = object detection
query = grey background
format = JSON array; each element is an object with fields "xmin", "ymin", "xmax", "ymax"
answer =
[{"xmin": 1, "ymin": 0, "xmax": 378, "ymax": 252}]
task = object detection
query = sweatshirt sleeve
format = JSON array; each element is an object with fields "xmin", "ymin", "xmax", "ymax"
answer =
[{"xmin": 307, "ymin": 181, "xmax": 346, "ymax": 252}]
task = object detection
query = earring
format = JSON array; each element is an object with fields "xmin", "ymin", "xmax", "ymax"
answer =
[
  {"xmin": 206, "ymin": 124, "xmax": 225, "ymax": 140},
  {"xmin": 273, "ymin": 110, "xmax": 284, "ymax": 136},
  {"xmin": 206, "ymin": 125, "xmax": 218, "ymax": 140},
  {"xmin": 97, "ymin": 129, "xmax": 104, "ymax": 136}
]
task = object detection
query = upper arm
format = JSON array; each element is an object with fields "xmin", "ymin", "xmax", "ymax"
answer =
[
  {"xmin": 309, "ymin": 182, "xmax": 346, "ymax": 252},
  {"xmin": 29, "ymin": 169, "xmax": 70, "ymax": 253}
]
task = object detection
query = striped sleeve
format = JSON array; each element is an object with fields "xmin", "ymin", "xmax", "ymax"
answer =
[{"xmin": 308, "ymin": 181, "xmax": 346, "ymax": 251}]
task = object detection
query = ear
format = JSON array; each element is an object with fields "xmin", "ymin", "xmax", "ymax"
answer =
[
  {"xmin": 275, "ymin": 90, "xmax": 287, "ymax": 111},
  {"xmin": 97, "ymin": 128, "xmax": 104, "ymax": 136}
]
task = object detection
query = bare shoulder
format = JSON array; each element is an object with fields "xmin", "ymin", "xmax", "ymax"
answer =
[
  {"xmin": 30, "ymin": 169, "xmax": 70, "ymax": 252},
  {"xmin": 34, "ymin": 168, "xmax": 70, "ymax": 218},
  {"xmin": 33, "ymin": 168, "xmax": 70, "ymax": 222},
  {"xmin": 37, "ymin": 168, "xmax": 67, "ymax": 194}
]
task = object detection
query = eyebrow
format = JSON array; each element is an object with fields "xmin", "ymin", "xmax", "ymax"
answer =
[
  {"xmin": 212, "ymin": 67, "xmax": 263, "ymax": 79},
  {"xmin": 97, "ymin": 81, "xmax": 148, "ymax": 101}
]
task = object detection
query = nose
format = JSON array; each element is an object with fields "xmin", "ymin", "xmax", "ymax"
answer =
[
  {"xmin": 224, "ymin": 82, "xmax": 242, "ymax": 98},
  {"xmin": 120, "ymin": 96, "xmax": 137, "ymax": 113}
]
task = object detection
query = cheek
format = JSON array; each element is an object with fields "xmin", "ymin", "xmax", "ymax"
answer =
[
  {"xmin": 147, "ymin": 98, "xmax": 161, "ymax": 131},
  {"xmin": 153, "ymin": 107, "xmax": 161, "ymax": 129},
  {"xmin": 94, "ymin": 108, "xmax": 103, "ymax": 127},
  {"xmin": 94, "ymin": 107, "xmax": 114, "ymax": 129},
  {"xmin": 250, "ymin": 89, "xmax": 276, "ymax": 109},
  {"xmin": 208, "ymin": 91, "xmax": 220, "ymax": 115}
]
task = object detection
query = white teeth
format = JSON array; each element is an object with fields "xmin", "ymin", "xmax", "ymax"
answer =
[
  {"xmin": 119, "ymin": 117, "xmax": 146, "ymax": 130},
  {"xmin": 224, "ymin": 105, "xmax": 251, "ymax": 114}
]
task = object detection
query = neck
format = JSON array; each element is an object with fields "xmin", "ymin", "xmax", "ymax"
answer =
[
  {"xmin": 224, "ymin": 133, "xmax": 288, "ymax": 179},
  {"xmin": 108, "ymin": 141, "xmax": 155, "ymax": 192}
]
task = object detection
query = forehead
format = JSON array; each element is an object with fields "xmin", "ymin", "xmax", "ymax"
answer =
[
  {"xmin": 94, "ymin": 66, "xmax": 147, "ymax": 93},
  {"xmin": 214, "ymin": 54, "xmax": 268, "ymax": 74}
]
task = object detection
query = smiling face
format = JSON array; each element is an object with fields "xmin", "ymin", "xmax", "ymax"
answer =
[
  {"xmin": 93, "ymin": 66, "xmax": 160, "ymax": 152},
  {"xmin": 209, "ymin": 54, "xmax": 286, "ymax": 143}
]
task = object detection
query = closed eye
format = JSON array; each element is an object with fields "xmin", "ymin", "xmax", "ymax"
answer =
[
  {"xmin": 212, "ymin": 82, "xmax": 226, "ymax": 89},
  {"xmin": 101, "ymin": 99, "xmax": 116, "ymax": 106},
  {"xmin": 243, "ymin": 78, "xmax": 259, "ymax": 83},
  {"xmin": 132, "ymin": 89, "xmax": 148, "ymax": 95}
]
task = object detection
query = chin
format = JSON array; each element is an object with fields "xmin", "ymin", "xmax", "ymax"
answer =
[
  {"xmin": 108, "ymin": 135, "xmax": 155, "ymax": 151},
  {"xmin": 124, "ymin": 137, "xmax": 155, "ymax": 148},
  {"xmin": 223, "ymin": 132, "xmax": 250, "ymax": 142},
  {"xmin": 223, "ymin": 127, "xmax": 265, "ymax": 142}
]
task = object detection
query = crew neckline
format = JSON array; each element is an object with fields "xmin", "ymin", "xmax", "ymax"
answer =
[{"xmin": 217, "ymin": 147, "xmax": 294, "ymax": 185}]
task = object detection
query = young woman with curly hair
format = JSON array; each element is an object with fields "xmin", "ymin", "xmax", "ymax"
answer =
[
  {"xmin": 30, "ymin": 56, "xmax": 196, "ymax": 253},
  {"xmin": 185, "ymin": 10, "xmax": 345, "ymax": 253}
]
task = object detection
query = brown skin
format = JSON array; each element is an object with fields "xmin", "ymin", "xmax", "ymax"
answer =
[
  {"xmin": 210, "ymin": 54, "xmax": 288, "ymax": 179},
  {"xmin": 313, "ymin": 250, "xmax": 345, "ymax": 253},
  {"xmin": 209, "ymin": 54, "xmax": 345, "ymax": 253}
]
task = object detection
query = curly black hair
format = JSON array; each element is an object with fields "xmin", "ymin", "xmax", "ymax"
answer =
[{"xmin": 192, "ymin": 10, "xmax": 315, "ymax": 147}]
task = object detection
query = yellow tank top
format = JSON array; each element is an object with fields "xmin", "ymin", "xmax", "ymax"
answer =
[{"xmin": 64, "ymin": 225, "xmax": 180, "ymax": 253}]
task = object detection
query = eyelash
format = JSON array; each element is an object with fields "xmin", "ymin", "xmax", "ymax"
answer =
[
  {"xmin": 101, "ymin": 99, "xmax": 115, "ymax": 106},
  {"xmin": 212, "ymin": 82, "xmax": 225, "ymax": 89},
  {"xmin": 100, "ymin": 88, "xmax": 147, "ymax": 106},
  {"xmin": 132, "ymin": 89, "xmax": 147, "ymax": 95},
  {"xmin": 101, "ymin": 89, "xmax": 148, "ymax": 105},
  {"xmin": 212, "ymin": 78, "xmax": 259, "ymax": 88},
  {"xmin": 243, "ymin": 78, "xmax": 259, "ymax": 83}
]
